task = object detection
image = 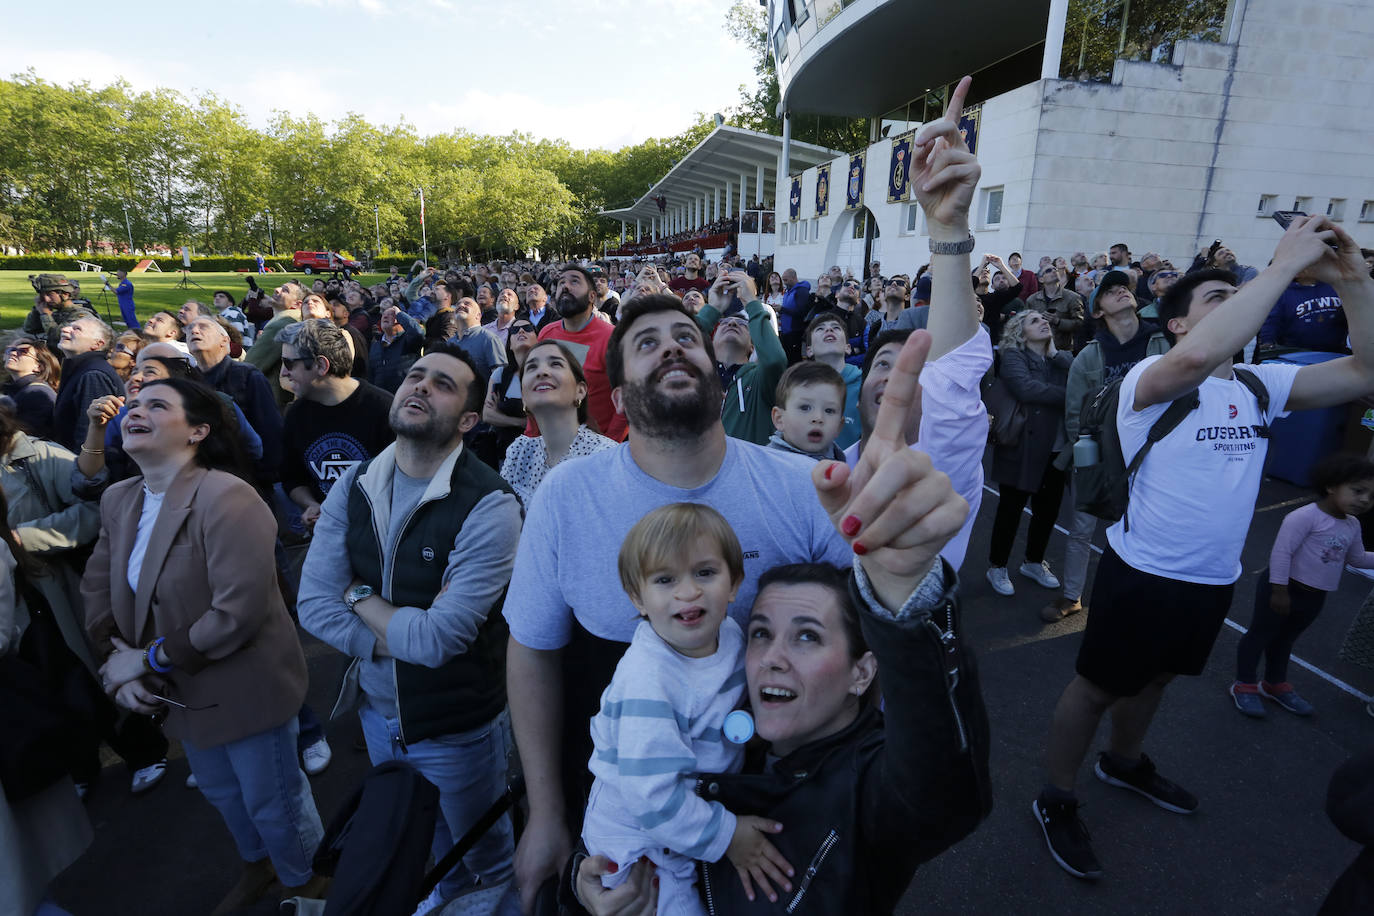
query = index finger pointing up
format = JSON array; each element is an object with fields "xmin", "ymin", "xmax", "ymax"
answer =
[
  {"xmin": 872, "ymin": 329, "xmax": 932, "ymax": 446},
  {"xmin": 943, "ymin": 75, "xmax": 972, "ymax": 124}
]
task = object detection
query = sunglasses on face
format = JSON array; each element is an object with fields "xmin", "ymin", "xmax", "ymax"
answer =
[
  {"xmin": 4, "ymin": 345, "xmax": 35, "ymax": 357},
  {"xmin": 511, "ymin": 324, "xmax": 535, "ymax": 335},
  {"xmin": 1156, "ymin": 271, "xmax": 1179, "ymax": 279},
  {"xmin": 280, "ymin": 356, "xmax": 316, "ymax": 370},
  {"xmin": 113, "ymin": 343, "xmax": 138, "ymax": 355}
]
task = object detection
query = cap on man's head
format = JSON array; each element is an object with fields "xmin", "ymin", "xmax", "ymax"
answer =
[
  {"xmin": 1091, "ymin": 270, "xmax": 1133, "ymax": 313},
  {"xmin": 32, "ymin": 273, "xmax": 75, "ymax": 295}
]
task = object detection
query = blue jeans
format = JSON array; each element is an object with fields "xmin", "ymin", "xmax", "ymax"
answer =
[
  {"xmin": 183, "ymin": 717, "xmax": 325, "ymax": 887},
  {"xmin": 359, "ymin": 705, "xmax": 514, "ymax": 900}
]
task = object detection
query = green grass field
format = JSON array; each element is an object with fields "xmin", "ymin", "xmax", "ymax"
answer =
[{"xmin": 0, "ymin": 270, "xmax": 395, "ymax": 332}]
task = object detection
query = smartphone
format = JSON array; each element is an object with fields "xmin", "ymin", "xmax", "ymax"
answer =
[{"xmin": 1271, "ymin": 210, "xmax": 1306, "ymax": 231}]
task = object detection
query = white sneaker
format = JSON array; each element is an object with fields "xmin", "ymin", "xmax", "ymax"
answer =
[
  {"xmin": 986, "ymin": 567, "xmax": 1015, "ymax": 596},
  {"xmin": 131, "ymin": 759, "xmax": 167, "ymax": 794},
  {"xmin": 302, "ymin": 737, "xmax": 333, "ymax": 776},
  {"xmin": 1019, "ymin": 561, "xmax": 1061, "ymax": 590},
  {"xmin": 412, "ymin": 885, "xmax": 447, "ymax": 916},
  {"xmin": 186, "ymin": 772, "xmax": 198, "ymax": 789}
]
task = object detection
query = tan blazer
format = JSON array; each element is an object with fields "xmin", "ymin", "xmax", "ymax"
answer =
[{"xmin": 82, "ymin": 463, "xmax": 307, "ymax": 749}]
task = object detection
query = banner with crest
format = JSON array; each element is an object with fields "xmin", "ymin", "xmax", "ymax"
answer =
[
  {"xmin": 814, "ymin": 164, "xmax": 831, "ymax": 217},
  {"xmin": 887, "ymin": 131, "xmax": 914, "ymax": 203},
  {"xmin": 845, "ymin": 151, "xmax": 865, "ymax": 210},
  {"xmin": 789, "ymin": 176, "xmax": 802, "ymax": 221},
  {"xmin": 958, "ymin": 106, "xmax": 981, "ymax": 155}
]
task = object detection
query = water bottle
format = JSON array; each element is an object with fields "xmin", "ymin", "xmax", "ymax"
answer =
[{"xmin": 1073, "ymin": 433, "xmax": 1100, "ymax": 468}]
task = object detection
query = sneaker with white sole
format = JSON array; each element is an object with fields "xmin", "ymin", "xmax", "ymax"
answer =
[
  {"xmin": 1094, "ymin": 752, "xmax": 1197, "ymax": 814},
  {"xmin": 302, "ymin": 737, "xmax": 333, "ymax": 776},
  {"xmin": 1019, "ymin": 561, "xmax": 1061, "ymax": 590},
  {"xmin": 987, "ymin": 566, "xmax": 1015, "ymax": 596},
  {"xmin": 1229, "ymin": 682, "xmax": 1266, "ymax": 718},
  {"xmin": 1032, "ymin": 796, "xmax": 1102, "ymax": 880},
  {"xmin": 1259, "ymin": 681, "xmax": 1314, "ymax": 716},
  {"xmin": 131, "ymin": 758, "xmax": 167, "ymax": 794}
]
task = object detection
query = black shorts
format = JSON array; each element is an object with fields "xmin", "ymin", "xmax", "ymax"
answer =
[{"xmin": 1075, "ymin": 545, "xmax": 1235, "ymax": 697}]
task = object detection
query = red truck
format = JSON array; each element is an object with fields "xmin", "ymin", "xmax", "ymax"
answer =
[{"xmin": 292, "ymin": 250, "xmax": 363, "ymax": 276}]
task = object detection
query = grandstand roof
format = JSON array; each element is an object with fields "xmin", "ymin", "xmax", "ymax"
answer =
[{"xmin": 601, "ymin": 125, "xmax": 841, "ymax": 223}]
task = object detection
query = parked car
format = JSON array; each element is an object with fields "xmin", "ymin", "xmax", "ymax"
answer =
[{"xmin": 292, "ymin": 250, "xmax": 362, "ymax": 276}]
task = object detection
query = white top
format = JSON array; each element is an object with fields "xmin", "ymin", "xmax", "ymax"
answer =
[
  {"xmin": 127, "ymin": 487, "xmax": 165, "ymax": 595},
  {"xmin": 583, "ymin": 617, "xmax": 746, "ymax": 868},
  {"xmin": 1107, "ymin": 355, "xmax": 1299, "ymax": 584},
  {"xmin": 845, "ymin": 326, "xmax": 993, "ymax": 571},
  {"xmin": 499, "ymin": 425, "xmax": 617, "ymax": 505}
]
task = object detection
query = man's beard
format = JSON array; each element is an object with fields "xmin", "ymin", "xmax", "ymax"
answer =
[
  {"xmin": 620, "ymin": 361, "xmax": 722, "ymax": 441},
  {"xmin": 556, "ymin": 289, "xmax": 592, "ymax": 317},
  {"xmin": 389, "ymin": 401, "xmax": 462, "ymax": 446}
]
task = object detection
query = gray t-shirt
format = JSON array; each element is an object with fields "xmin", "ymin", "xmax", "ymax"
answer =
[
  {"xmin": 505, "ymin": 438, "xmax": 851, "ymax": 648},
  {"xmin": 359, "ymin": 468, "xmax": 431, "ymax": 710}
]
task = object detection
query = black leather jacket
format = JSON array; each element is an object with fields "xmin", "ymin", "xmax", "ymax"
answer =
[{"xmin": 564, "ymin": 562, "xmax": 992, "ymax": 915}]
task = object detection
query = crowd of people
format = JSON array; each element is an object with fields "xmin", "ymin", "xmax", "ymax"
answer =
[{"xmin": 3, "ymin": 74, "xmax": 1374, "ymax": 916}]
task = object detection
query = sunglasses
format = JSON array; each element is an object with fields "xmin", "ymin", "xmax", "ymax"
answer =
[
  {"xmin": 511, "ymin": 324, "xmax": 535, "ymax": 335},
  {"xmin": 4, "ymin": 345, "xmax": 36, "ymax": 357},
  {"xmin": 280, "ymin": 356, "xmax": 317, "ymax": 370},
  {"xmin": 1155, "ymin": 271, "xmax": 1179, "ymax": 279}
]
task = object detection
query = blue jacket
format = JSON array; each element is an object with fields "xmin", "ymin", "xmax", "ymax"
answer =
[{"xmin": 779, "ymin": 281, "xmax": 813, "ymax": 336}]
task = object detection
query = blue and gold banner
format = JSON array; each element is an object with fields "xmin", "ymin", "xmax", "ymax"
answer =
[
  {"xmin": 845, "ymin": 151, "xmax": 865, "ymax": 210},
  {"xmin": 958, "ymin": 107, "xmax": 981, "ymax": 156},
  {"xmin": 887, "ymin": 131, "xmax": 914, "ymax": 203},
  {"xmin": 789, "ymin": 175, "xmax": 802, "ymax": 221},
  {"xmin": 815, "ymin": 164, "xmax": 830, "ymax": 217}
]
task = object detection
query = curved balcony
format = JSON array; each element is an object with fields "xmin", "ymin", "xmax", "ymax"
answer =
[{"xmin": 772, "ymin": 0, "xmax": 1051, "ymax": 117}]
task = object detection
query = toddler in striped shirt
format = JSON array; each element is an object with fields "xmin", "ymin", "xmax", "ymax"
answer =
[{"xmin": 582, "ymin": 503, "xmax": 790, "ymax": 914}]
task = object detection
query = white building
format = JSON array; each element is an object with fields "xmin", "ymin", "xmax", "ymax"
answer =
[{"xmin": 768, "ymin": 0, "xmax": 1374, "ymax": 281}]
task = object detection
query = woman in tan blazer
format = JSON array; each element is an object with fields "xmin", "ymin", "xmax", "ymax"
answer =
[{"xmin": 83, "ymin": 377, "xmax": 327, "ymax": 912}]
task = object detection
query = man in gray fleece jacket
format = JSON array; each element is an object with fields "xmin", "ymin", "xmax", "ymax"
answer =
[{"xmin": 1042, "ymin": 271, "xmax": 1169, "ymax": 623}]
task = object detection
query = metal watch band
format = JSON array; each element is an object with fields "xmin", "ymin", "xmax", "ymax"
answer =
[{"xmin": 929, "ymin": 234, "xmax": 976, "ymax": 255}]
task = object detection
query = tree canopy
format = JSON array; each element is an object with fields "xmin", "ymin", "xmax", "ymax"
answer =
[{"xmin": 0, "ymin": 2, "xmax": 858, "ymax": 259}]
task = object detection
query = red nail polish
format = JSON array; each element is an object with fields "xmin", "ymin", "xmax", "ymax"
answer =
[
  {"xmin": 841, "ymin": 515, "xmax": 861, "ymax": 536},
  {"xmin": 824, "ymin": 463, "xmax": 835, "ymax": 480},
  {"xmin": 606, "ymin": 861, "xmax": 618, "ymax": 874},
  {"xmin": 853, "ymin": 541, "xmax": 868, "ymax": 556}
]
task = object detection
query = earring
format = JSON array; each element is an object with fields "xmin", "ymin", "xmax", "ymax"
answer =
[{"xmin": 574, "ymin": 399, "xmax": 583, "ymax": 407}]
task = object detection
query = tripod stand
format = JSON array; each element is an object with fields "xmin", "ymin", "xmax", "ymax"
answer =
[{"xmin": 174, "ymin": 268, "xmax": 205, "ymax": 291}]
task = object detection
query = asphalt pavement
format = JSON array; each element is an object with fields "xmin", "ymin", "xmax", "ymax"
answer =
[{"xmin": 51, "ymin": 475, "xmax": 1373, "ymax": 915}]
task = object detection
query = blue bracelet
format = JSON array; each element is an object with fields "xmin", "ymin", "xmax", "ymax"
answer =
[{"xmin": 146, "ymin": 637, "xmax": 173, "ymax": 675}]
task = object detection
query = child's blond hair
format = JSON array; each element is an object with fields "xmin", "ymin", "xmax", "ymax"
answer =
[{"xmin": 618, "ymin": 503, "xmax": 745, "ymax": 604}]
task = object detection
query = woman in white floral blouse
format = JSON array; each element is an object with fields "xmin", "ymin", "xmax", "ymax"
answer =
[{"xmin": 499, "ymin": 340, "xmax": 616, "ymax": 503}]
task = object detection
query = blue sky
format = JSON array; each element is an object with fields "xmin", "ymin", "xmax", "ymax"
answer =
[{"xmin": 3, "ymin": 0, "xmax": 759, "ymax": 150}]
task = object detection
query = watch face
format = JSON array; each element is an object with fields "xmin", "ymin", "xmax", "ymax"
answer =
[{"xmin": 350, "ymin": 585, "xmax": 373, "ymax": 602}]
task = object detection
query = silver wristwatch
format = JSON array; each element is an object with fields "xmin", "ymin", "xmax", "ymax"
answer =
[
  {"xmin": 345, "ymin": 584, "xmax": 374, "ymax": 611},
  {"xmin": 929, "ymin": 234, "xmax": 976, "ymax": 255}
]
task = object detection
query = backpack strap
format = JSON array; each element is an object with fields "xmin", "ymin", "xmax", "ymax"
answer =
[
  {"xmin": 1122, "ymin": 389, "xmax": 1199, "ymax": 532},
  {"xmin": 1232, "ymin": 366, "xmax": 1271, "ymax": 438}
]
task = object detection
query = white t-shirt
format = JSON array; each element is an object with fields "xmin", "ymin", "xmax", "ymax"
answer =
[
  {"xmin": 127, "ymin": 487, "xmax": 166, "ymax": 595},
  {"xmin": 1106, "ymin": 355, "xmax": 1300, "ymax": 584}
]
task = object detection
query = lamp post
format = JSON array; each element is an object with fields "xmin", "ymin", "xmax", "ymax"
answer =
[
  {"xmin": 414, "ymin": 187, "xmax": 427, "ymax": 268},
  {"xmin": 265, "ymin": 209, "xmax": 275, "ymax": 257},
  {"xmin": 373, "ymin": 204, "xmax": 381, "ymax": 254}
]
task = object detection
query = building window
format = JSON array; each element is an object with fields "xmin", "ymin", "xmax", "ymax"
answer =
[
  {"xmin": 1257, "ymin": 194, "xmax": 1278, "ymax": 217},
  {"xmin": 982, "ymin": 187, "xmax": 1004, "ymax": 228},
  {"xmin": 1294, "ymin": 196, "xmax": 1313, "ymax": 214},
  {"xmin": 1327, "ymin": 199, "xmax": 1346, "ymax": 221},
  {"xmin": 812, "ymin": 218, "xmax": 820, "ymax": 241},
  {"xmin": 905, "ymin": 203, "xmax": 920, "ymax": 234},
  {"xmin": 800, "ymin": 221, "xmax": 808, "ymax": 242},
  {"xmin": 790, "ymin": 223, "xmax": 798, "ymax": 243},
  {"xmin": 1361, "ymin": 201, "xmax": 1374, "ymax": 222}
]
